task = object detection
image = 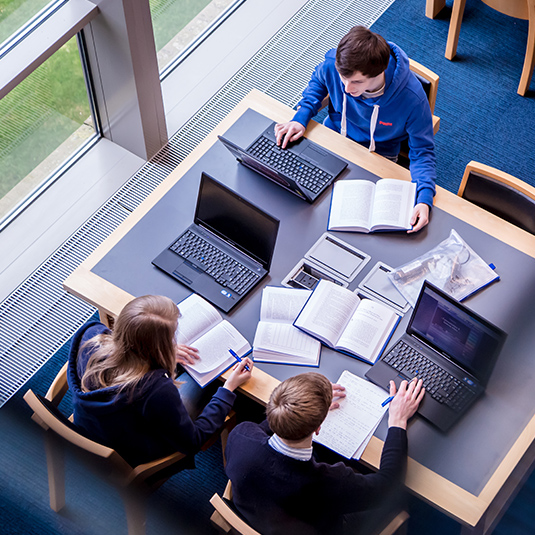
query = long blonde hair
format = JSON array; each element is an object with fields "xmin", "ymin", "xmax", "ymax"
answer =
[{"xmin": 81, "ymin": 295, "xmax": 179, "ymax": 393}]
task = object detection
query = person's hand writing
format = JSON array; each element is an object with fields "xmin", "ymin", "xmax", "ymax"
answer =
[
  {"xmin": 274, "ymin": 121, "xmax": 305, "ymax": 149},
  {"xmin": 408, "ymin": 203, "xmax": 430, "ymax": 233},
  {"xmin": 175, "ymin": 344, "xmax": 199, "ymax": 366},
  {"xmin": 223, "ymin": 358, "xmax": 253, "ymax": 392},
  {"xmin": 387, "ymin": 378, "xmax": 425, "ymax": 430},
  {"xmin": 329, "ymin": 383, "xmax": 346, "ymax": 410}
]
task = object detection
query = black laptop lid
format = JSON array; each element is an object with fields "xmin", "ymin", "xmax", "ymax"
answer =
[
  {"xmin": 195, "ymin": 173, "xmax": 279, "ymax": 270},
  {"xmin": 407, "ymin": 281, "xmax": 507, "ymax": 385}
]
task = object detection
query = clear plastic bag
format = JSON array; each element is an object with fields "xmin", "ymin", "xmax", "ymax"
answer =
[{"xmin": 388, "ymin": 229, "xmax": 499, "ymax": 307}]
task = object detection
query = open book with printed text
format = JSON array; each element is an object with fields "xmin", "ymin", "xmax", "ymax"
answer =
[
  {"xmin": 328, "ymin": 178, "xmax": 416, "ymax": 233},
  {"xmin": 252, "ymin": 286, "xmax": 321, "ymax": 366},
  {"xmin": 176, "ymin": 294, "xmax": 251, "ymax": 387},
  {"xmin": 293, "ymin": 279, "xmax": 400, "ymax": 364}
]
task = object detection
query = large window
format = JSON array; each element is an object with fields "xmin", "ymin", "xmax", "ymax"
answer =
[
  {"xmin": 0, "ymin": 34, "xmax": 95, "ymax": 221},
  {"xmin": 0, "ymin": 0, "xmax": 55, "ymax": 47},
  {"xmin": 151, "ymin": 0, "xmax": 237, "ymax": 71}
]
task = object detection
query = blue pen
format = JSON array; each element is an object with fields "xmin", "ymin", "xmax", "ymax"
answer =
[
  {"xmin": 381, "ymin": 395, "xmax": 394, "ymax": 407},
  {"xmin": 229, "ymin": 348, "xmax": 250, "ymax": 371}
]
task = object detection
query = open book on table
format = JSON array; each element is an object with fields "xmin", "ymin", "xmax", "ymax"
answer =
[
  {"xmin": 328, "ymin": 178, "xmax": 416, "ymax": 233},
  {"xmin": 176, "ymin": 294, "xmax": 251, "ymax": 387},
  {"xmin": 252, "ymin": 286, "xmax": 321, "ymax": 367},
  {"xmin": 314, "ymin": 370, "xmax": 389, "ymax": 459},
  {"xmin": 293, "ymin": 279, "xmax": 400, "ymax": 364}
]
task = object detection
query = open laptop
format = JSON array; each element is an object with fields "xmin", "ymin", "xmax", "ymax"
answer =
[
  {"xmin": 152, "ymin": 173, "xmax": 280, "ymax": 313},
  {"xmin": 218, "ymin": 121, "xmax": 347, "ymax": 203},
  {"xmin": 365, "ymin": 281, "xmax": 507, "ymax": 432}
]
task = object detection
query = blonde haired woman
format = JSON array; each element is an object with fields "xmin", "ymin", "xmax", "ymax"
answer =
[{"xmin": 67, "ymin": 294, "xmax": 252, "ymax": 467}]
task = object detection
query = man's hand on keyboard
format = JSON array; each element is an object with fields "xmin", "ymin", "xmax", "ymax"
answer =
[
  {"xmin": 388, "ymin": 378, "xmax": 425, "ymax": 430},
  {"xmin": 175, "ymin": 344, "xmax": 200, "ymax": 366},
  {"xmin": 275, "ymin": 121, "xmax": 305, "ymax": 148}
]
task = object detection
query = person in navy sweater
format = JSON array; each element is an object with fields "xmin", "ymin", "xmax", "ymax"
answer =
[
  {"xmin": 67, "ymin": 294, "xmax": 252, "ymax": 467},
  {"xmin": 225, "ymin": 372, "xmax": 424, "ymax": 535},
  {"xmin": 275, "ymin": 25, "xmax": 436, "ymax": 233}
]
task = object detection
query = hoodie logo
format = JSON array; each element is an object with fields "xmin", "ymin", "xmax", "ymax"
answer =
[{"xmin": 379, "ymin": 121, "xmax": 393, "ymax": 126}]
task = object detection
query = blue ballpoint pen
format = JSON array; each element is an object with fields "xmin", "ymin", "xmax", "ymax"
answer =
[
  {"xmin": 381, "ymin": 395, "xmax": 394, "ymax": 407},
  {"xmin": 229, "ymin": 348, "xmax": 250, "ymax": 371}
]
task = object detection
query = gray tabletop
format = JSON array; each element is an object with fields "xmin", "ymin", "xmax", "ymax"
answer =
[{"xmin": 93, "ymin": 108, "xmax": 535, "ymax": 495}]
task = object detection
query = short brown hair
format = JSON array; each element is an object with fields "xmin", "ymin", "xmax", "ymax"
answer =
[
  {"xmin": 266, "ymin": 373, "xmax": 332, "ymax": 441},
  {"xmin": 335, "ymin": 26, "xmax": 390, "ymax": 78}
]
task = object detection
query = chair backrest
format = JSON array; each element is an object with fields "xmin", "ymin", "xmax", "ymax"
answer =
[
  {"xmin": 458, "ymin": 161, "xmax": 535, "ymax": 235},
  {"xmin": 409, "ymin": 58, "xmax": 439, "ymax": 115},
  {"xmin": 23, "ymin": 389, "xmax": 131, "ymax": 470}
]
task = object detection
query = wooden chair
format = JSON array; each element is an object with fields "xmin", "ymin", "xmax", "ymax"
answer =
[
  {"xmin": 210, "ymin": 480, "xmax": 409, "ymax": 535},
  {"xmin": 24, "ymin": 362, "xmax": 236, "ymax": 535},
  {"xmin": 398, "ymin": 59, "xmax": 440, "ymax": 164},
  {"xmin": 458, "ymin": 161, "xmax": 535, "ymax": 235},
  {"xmin": 439, "ymin": 0, "xmax": 535, "ymax": 96}
]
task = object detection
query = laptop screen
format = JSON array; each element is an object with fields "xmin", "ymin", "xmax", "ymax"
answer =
[
  {"xmin": 407, "ymin": 282, "xmax": 507, "ymax": 384},
  {"xmin": 194, "ymin": 173, "xmax": 279, "ymax": 269}
]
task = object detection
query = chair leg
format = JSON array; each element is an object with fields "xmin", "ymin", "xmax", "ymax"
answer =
[
  {"xmin": 426, "ymin": 0, "xmax": 445, "ymax": 19},
  {"xmin": 445, "ymin": 0, "xmax": 467, "ymax": 60},
  {"xmin": 518, "ymin": 3, "xmax": 535, "ymax": 95},
  {"xmin": 122, "ymin": 488, "xmax": 147, "ymax": 535},
  {"xmin": 44, "ymin": 431, "xmax": 66, "ymax": 512}
]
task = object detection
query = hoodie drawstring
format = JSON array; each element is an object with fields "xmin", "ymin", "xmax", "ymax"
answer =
[{"xmin": 340, "ymin": 95, "xmax": 379, "ymax": 154}]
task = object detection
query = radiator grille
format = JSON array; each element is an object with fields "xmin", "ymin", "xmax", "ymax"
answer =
[{"xmin": 0, "ymin": 0, "xmax": 394, "ymax": 406}]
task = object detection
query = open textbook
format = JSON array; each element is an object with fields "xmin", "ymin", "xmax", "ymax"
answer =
[
  {"xmin": 314, "ymin": 370, "xmax": 388, "ymax": 459},
  {"xmin": 253, "ymin": 286, "xmax": 321, "ymax": 366},
  {"xmin": 293, "ymin": 279, "xmax": 400, "ymax": 364},
  {"xmin": 328, "ymin": 178, "xmax": 416, "ymax": 233},
  {"xmin": 176, "ymin": 294, "xmax": 251, "ymax": 387}
]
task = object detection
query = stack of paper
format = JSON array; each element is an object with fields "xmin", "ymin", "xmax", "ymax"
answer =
[{"xmin": 313, "ymin": 370, "xmax": 388, "ymax": 460}]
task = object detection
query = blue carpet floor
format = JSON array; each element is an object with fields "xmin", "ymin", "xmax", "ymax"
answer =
[
  {"xmin": 371, "ymin": 0, "xmax": 535, "ymax": 195},
  {"xmin": 3, "ymin": 1, "xmax": 535, "ymax": 534}
]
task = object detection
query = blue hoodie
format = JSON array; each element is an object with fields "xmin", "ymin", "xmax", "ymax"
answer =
[
  {"xmin": 67, "ymin": 321, "xmax": 236, "ymax": 467},
  {"xmin": 293, "ymin": 43, "xmax": 436, "ymax": 207}
]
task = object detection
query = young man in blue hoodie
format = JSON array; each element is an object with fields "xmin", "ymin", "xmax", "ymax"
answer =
[{"xmin": 275, "ymin": 26, "xmax": 436, "ymax": 233}]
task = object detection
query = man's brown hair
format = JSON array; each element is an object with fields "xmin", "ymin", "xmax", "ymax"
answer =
[
  {"xmin": 266, "ymin": 373, "xmax": 332, "ymax": 441},
  {"xmin": 335, "ymin": 26, "xmax": 390, "ymax": 78}
]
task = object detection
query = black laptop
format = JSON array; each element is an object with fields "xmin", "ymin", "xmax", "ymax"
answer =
[
  {"xmin": 365, "ymin": 281, "xmax": 507, "ymax": 432},
  {"xmin": 218, "ymin": 121, "xmax": 347, "ymax": 203},
  {"xmin": 152, "ymin": 173, "xmax": 280, "ymax": 313}
]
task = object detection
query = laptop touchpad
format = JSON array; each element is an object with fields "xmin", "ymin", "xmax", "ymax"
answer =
[
  {"xmin": 301, "ymin": 145, "xmax": 328, "ymax": 162},
  {"xmin": 173, "ymin": 261, "xmax": 203, "ymax": 284}
]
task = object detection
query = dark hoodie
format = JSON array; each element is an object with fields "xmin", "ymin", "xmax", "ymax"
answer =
[{"xmin": 67, "ymin": 321, "xmax": 236, "ymax": 467}]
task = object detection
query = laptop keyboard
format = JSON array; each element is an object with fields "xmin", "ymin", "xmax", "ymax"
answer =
[
  {"xmin": 170, "ymin": 231, "xmax": 260, "ymax": 295},
  {"xmin": 383, "ymin": 340, "xmax": 474, "ymax": 412},
  {"xmin": 248, "ymin": 135, "xmax": 333, "ymax": 194}
]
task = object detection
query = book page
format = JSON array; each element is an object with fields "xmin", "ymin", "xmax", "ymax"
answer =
[
  {"xmin": 337, "ymin": 299, "xmax": 398, "ymax": 363},
  {"xmin": 328, "ymin": 180, "xmax": 375, "ymax": 231},
  {"xmin": 370, "ymin": 179, "xmax": 416, "ymax": 230},
  {"xmin": 185, "ymin": 320, "xmax": 250, "ymax": 374},
  {"xmin": 314, "ymin": 370, "xmax": 387, "ymax": 458},
  {"xmin": 260, "ymin": 286, "xmax": 311, "ymax": 322},
  {"xmin": 175, "ymin": 294, "xmax": 222, "ymax": 345},
  {"xmin": 294, "ymin": 280, "xmax": 360, "ymax": 347},
  {"xmin": 253, "ymin": 322, "xmax": 320, "ymax": 360}
]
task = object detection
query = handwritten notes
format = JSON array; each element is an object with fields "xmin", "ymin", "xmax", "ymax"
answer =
[{"xmin": 314, "ymin": 370, "xmax": 388, "ymax": 459}]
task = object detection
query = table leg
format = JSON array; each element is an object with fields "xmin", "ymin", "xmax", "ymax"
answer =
[
  {"xmin": 445, "ymin": 0, "xmax": 467, "ymax": 59},
  {"xmin": 426, "ymin": 0, "xmax": 446, "ymax": 19}
]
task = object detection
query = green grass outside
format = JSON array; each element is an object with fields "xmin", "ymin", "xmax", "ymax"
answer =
[{"xmin": 0, "ymin": 0, "xmax": 213, "ymax": 206}]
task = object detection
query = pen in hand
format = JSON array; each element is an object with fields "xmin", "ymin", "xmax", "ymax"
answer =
[
  {"xmin": 381, "ymin": 395, "xmax": 394, "ymax": 407},
  {"xmin": 229, "ymin": 348, "xmax": 250, "ymax": 371}
]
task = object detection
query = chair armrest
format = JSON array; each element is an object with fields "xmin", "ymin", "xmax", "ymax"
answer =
[
  {"xmin": 128, "ymin": 451, "xmax": 187, "ymax": 486},
  {"xmin": 45, "ymin": 362, "xmax": 69, "ymax": 407},
  {"xmin": 210, "ymin": 493, "xmax": 261, "ymax": 535}
]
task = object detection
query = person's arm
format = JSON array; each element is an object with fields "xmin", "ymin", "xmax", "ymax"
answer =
[
  {"xmin": 276, "ymin": 59, "xmax": 329, "ymax": 148},
  {"xmin": 405, "ymin": 99, "xmax": 436, "ymax": 232},
  {"xmin": 145, "ymin": 359, "xmax": 253, "ymax": 456}
]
